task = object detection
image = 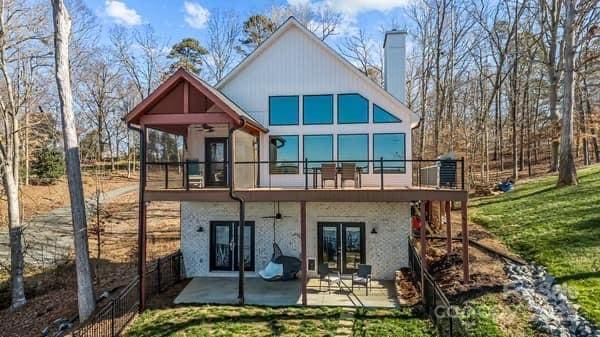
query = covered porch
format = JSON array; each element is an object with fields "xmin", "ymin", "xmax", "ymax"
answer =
[{"xmin": 174, "ymin": 277, "xmax": 399, "ymax": 308}]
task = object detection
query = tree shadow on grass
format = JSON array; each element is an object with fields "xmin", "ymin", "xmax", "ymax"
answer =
[
  {"xmin": 472, "ymin": 185, "xmax": 558, "ymax": 207},
  {"xmin": 128, "ymin": 309, "xmax": 343, "ymax": 337},
  {"xmin": 556, "ymin": 272, "xmax": 600, "ymax": 284}
]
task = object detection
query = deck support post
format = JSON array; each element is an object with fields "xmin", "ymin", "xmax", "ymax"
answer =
[
  {"xmin": 445, "ymin": 201, "xmax": 452, "ymax": 254},
  {"xmin": 300, "ymin": 201, "xmax": 307, "ymax": 305},
  {"xmin": 438, "ymin": 200, "xmax": 443, "ymax": 230},
  {"xmin": 419, "ymin": 201, "xmax": 427, "ymax": 298},
  {"xmin": 461, "ymin": 200, "xmax": 469, "ymax": 284},
  {"xmin": 138, "ymin": 126, "xmax": 147, "ymax": 313}
]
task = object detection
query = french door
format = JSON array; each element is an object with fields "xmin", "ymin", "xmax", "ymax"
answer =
[
  {"xmin": 317, "ymin": 222, "xmax": 365, "ymax": 274},
  {"xmin": 209, "ymin": 221, "xmax": 255, "ymax": 271},
  {"xmin": 205, "ymin": 138, "xmax": 228, "ymax": 187}
]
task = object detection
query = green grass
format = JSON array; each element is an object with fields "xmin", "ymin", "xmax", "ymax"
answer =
[
  {"xmin": 471, "ymin": 164, "xmax": 600, "ymax": 324},
  {"xmin": 460, "ymin": 294, "xmax": 537, "ymax": 337},
  {"xmin": 123, "ymin": 305, "xmax": 439, "ymax": 337}
]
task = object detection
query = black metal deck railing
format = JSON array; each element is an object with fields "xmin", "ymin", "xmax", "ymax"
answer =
[{"xmin": 145, "ymin": 158, "xmax": 465, "ymax": 191}]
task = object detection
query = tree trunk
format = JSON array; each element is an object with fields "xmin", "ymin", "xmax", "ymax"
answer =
[
  {"xmin": 52, "ymin": 0, "xmax": 96, "ymax": 321},
  {"xmin": 2, "ymin": 163, "xmax": 26, "ymax": 309},
  {"xmin": 557, "ymin": 0, "xmax": 577, "ymax": 186}
]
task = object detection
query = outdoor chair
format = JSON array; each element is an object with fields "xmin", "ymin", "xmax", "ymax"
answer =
[
  {"xmin": 318, "ymin": 263, "xmax": 341, "ymax": 293},
  {"xmin": 321, "ymin": 164, "xmax": 337, "ymax": 188},
  {"xmin": 187, "ymin": 161, "xmax": 204, "ymax": 188},
  {"xmin": 351, "ymin": 264, "xmax": 372, "ymax": 296},
  {"xmin": 340, "ymin": 163, "xmax": 359, "ymax": 188}
]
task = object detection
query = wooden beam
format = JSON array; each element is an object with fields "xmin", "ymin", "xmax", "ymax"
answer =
[
  {"xmin": 138, "ymin": 127, "xmax": 148, "ymax": 312},
  {"xmin": 144, "ymin": 188, "xmax": 469, "ymax": 203},
  {"xmin": 461, "ymin": 200, "xmax": 470, "ymax": 284},
  {"xmin": 183, "ymin": 82, "xmax": 189, "ymax": 113},
  {"xmin": 419, "ymin": 201, "xmax": 427, "ymax": 298},
  {"xmin": 445, "ymin": 201, "xmax": 452, "ymax": 254},
  {"xmin": 140, "ymin": 113, "xmax": 233, "ymax": 126},
  {"xmin": 300, "ymin": 201, "xmax": 307, "ymax": 305}
]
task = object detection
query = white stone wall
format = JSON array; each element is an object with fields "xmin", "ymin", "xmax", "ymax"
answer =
[{"xmin": 181, "ymin": 201, "xmax": 410, "ymax": 280}]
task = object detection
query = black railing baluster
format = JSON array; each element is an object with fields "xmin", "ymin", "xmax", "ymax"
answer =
[
  {"xmin": 380, "ymin": 157, "xmax": 384, "ymax": 190},
  {"xmin": 304, "ymin": 158, "xmax": 308, "ymax": 190},
  {"xmin": 164, "ymin": 163, "xmax": 168, "ymax": 189},
  {"xmin": 185, "ymin": 161, "xmax": 190, "ymax": 191}
]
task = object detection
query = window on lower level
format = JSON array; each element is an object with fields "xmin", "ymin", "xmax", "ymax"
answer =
[
  {"xmin": 269, "ymin": 135, "xmax": 299, "ymax": 174},
  {"xmin": 303, "ymin": 135, "xmax": 333, "ymax": 169},
  {"xmin": 373, "ymin": 104, "xmax": 401, "ymax": 123},
  {"xmin": 338, "ymin": 94, "xmax": 368, "ymax": 124},
  {"xmin": 373, "ymin": 133, "xmax": 406, "ymax": 173}
]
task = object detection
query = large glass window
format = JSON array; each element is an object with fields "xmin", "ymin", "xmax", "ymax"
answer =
[
  {"xmin": 269, "ymin": 135, "xmax": 299, "ymax": 174},
  {"xmin": 338, "ymin": 134, "xmax": 369, "ymax": 172},
  {"xmin": 373, "ymin": 104, "xmax": 401, "ymax": 123},
  {"xmin": 373, "ymin": 133, "xmax": 406, "ymax": 173},
  {"xmin": 303, "ymin": 135, "xmax": 333, "ymax": 169},
  {"xmin": 303, "ymin": 95, "xmax": 333, "ymax": 124},
  {"xmin": 338, "ymin": 94, "xmax": 368, "ymax": 124},
  {"xmin": 269, "ymin": 96, "xmax": 299, "ymax": 125}
]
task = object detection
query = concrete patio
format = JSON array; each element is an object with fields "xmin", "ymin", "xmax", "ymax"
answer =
[{"xmin": 174, "ymin": 277, "xmax": 399, "ymax": 308}]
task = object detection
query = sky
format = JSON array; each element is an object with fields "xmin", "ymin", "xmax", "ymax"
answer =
[{"xmin": 85, "ymin": 0, "xmax": 412, "ymax": 47}]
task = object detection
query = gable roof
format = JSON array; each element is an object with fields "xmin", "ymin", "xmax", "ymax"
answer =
[
  {"xmin": 216, "ymin": 17, "xmax": 420, "ymax": 128},
  {"xmin": 124, "ymin": 68, "xmax": 267, "ymax": 133}
]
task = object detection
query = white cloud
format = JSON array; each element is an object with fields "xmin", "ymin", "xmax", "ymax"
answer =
[
  {"xmin": 105, "ymin": 0, "xmax": 141, "ymax": 26},
  {"xmin": 184, "ymin": 1, "xmax": 210, "ymax": 29}
]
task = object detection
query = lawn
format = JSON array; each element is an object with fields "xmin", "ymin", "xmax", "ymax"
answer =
[
  {"xmin": 470, "ymin": 164, "xmax": 600, "ymax": 324},
  {"xmin": 124, "ymin": 305, "xmax": 439, "ymax": 337}
]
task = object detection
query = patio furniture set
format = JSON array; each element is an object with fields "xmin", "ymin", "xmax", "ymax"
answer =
[{"xmin": 318, "ymin": 263, "xmax": 373, "ymax": 295}]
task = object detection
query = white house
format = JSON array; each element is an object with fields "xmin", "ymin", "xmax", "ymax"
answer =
[{"xmin": 124, "ymin": 17, "xmax": 468, "ymax": 307}]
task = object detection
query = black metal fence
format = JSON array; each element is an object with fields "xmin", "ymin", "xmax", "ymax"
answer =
[
  {"xmin": 408, "ymin": 240, "xmax": 469, "ymax": 337},
  {"xmin": 72, "ymin": 251, "xmax": 183, "ymax": 337}
]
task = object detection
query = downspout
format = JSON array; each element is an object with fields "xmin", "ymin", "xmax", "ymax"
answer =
[
  {"xmin": 127, "ymin": 122, "xmax": 147, "ymax": 312},
  {"xmin": 228, "ymin": 118, "xmax": 246, "ymax": 305}
]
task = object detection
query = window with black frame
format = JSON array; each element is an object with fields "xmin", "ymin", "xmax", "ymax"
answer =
[
  {"xmin": 269, "ymin": 96, "xmax": 299, "ymax": 125},
  {"xmin": 303, "ymin": 135, "xmax": 333, "ymax": 169},
  {"xmin": 373, "ymin": 133, "xmax": 406, "ymax": 173},
  {"xmin": 269, "ymin": 135, "xmax": 299, "ymax": 174},
  {"xmin": 337, "ymin": 134, "xmax": 369, "ymax": 173}
]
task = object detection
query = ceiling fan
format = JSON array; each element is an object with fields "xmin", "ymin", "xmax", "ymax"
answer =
[
  {"xmin": 262, "ymin": 201, "xmax": 292, "ymax": 220},
  {"xmin": 194, "ymin": 123, "xmax": 214, "ymax": 132}
]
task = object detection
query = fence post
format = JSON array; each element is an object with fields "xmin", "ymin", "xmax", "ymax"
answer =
[
  {"xmin": 157, "ymin": 257, "xmax": 161, "ymax": 293},
  {"xmin": 110, "ymin": 299, "xmax": 116, "ymax": 337},
  {"xmin": 461, "ymin": 157, "xmax": 465, "ymax": 190}
]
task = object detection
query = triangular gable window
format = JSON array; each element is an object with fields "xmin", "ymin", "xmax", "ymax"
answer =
[{"xmin": 373, "ymin": 104, "xmax": 402, "ymax": 123}]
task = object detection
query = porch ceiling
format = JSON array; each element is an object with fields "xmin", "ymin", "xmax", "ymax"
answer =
[{"xmin": 124, "ymin": 68, "xmax": 267, "ymax": 136}]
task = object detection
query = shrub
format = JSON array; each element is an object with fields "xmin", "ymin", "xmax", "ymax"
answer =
[{"xmin": 32, "ymin": 146, "xmax": 64, "ymax": 182}]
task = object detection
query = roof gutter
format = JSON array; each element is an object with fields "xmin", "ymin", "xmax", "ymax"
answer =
[{"xmin": 228, "ymin": 118, "xmax": 246, "ymax": 305}]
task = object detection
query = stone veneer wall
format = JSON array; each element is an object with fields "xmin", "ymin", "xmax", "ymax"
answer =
[{"xmin": 181, "ymin": 201, "xmax": 410, "ymax": 280}]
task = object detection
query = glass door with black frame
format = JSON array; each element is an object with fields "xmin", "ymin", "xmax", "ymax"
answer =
[
  {"xmin": 205, "ymin": 138, "xmax": 227, "ymax": 187},
  {"xmin": 210, "ymin": 221, "xmax": 254, "ymax": 272},
  {"xmin": 318, "ymin": 222, "xmax": 365, "ymax": 274}
]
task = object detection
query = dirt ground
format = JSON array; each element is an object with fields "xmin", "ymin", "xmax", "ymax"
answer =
[
  {"xmin": 0, "ymin": 190, "xmax": 181, "ymax": 337},
  {"xmin": 0, "ymin": 171, "xmax": 139, "ymax": 229}
]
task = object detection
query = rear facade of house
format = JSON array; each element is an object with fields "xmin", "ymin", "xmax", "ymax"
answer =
[{"xmin": 125, "ymin": 17, "xmax": 467, "ymax": 305}]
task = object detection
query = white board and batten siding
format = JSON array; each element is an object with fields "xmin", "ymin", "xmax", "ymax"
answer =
[{"xmin": 218, "ymin": 23, "xmax": 414, "ymax": 188}]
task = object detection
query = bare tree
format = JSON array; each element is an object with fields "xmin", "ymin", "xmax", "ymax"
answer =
[
  {"xmin": 205, "ymin": 9, "xmax": 241, "ymax": 83},
  {"xmin": 51, "ymin": 0, "xmax": 95, "ymax": 321}
]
